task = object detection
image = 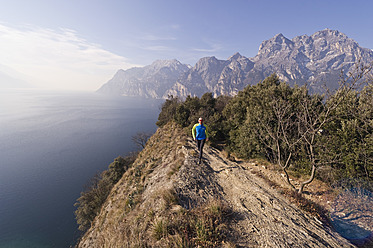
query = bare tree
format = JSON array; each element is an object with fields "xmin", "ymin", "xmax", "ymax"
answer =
[
  {"xmin": 132, "ymin": 132, "xmax": 152, "ymax": 149},
  {"xmin": 257, "ymin": 61, "xmax": 372, "ymax": 194},
  {"xmin": 255, "ymin": 95, "xmax": 300, "ymax": 190},
  {"xmin": 295, "ymin": 61, "xmax": 372, "ymax": 193}
]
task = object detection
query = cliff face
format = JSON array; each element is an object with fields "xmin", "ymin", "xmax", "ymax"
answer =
[{"xmin": 76, "ymin": 122, "xmax": 364, "ymax": 247}]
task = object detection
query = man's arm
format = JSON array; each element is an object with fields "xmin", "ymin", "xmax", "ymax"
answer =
[{"xmin": 192, "ymin": 124, "xmax": 197, "ymax": 140}]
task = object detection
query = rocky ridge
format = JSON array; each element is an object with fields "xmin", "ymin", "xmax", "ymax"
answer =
[
  {"xmin": 97, "ymin": 29, "xmax": 373, "ymax": 99},
  {"xmin": 76, "ymin": 123, "xmax": 366, "ymax": 247}
]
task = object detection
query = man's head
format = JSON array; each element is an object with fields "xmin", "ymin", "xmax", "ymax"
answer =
[{"xmin": 198, "ymin": 117, "xmax": 203, "ymax": 123}]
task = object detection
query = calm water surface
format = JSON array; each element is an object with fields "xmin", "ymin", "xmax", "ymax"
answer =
[{"xmin": 0, "ymin": 89, "xmax": 162, "ymax": 247}]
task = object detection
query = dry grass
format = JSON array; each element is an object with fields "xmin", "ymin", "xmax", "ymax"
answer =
[
  {"xmin": 159, "ymin": 188, "xmax": 179, "ymax": 209},
  {"xmin": 151, "ymin": 198, "xmax": 233, "ymax": 247},
  {"xmin": 153, "ymin": 218, "xmax": 169, "ymax": 240}
]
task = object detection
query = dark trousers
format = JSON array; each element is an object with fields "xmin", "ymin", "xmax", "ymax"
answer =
[{"xmin": 196, "ymin": 139, "xmax": 206, "ymax": 161}]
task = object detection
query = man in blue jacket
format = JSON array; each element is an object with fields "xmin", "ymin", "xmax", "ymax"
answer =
[{"xmin": 192, "ymin": 117, "xmax": 209, "ymax": 164}]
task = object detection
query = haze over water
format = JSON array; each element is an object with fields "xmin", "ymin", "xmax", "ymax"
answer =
[{"xmin": 0, "ymin": 89, "xmax": 162, "ymax": 248}]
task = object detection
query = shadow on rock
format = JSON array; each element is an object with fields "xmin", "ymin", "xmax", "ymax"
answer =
[{"xmin": 330, "ymin": 215, "xmax": 373, "ymax": 247}]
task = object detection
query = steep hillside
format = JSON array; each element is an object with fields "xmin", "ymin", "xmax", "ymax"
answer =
[{"xmin": 76, "ymin": 123, "xmax": 366, "ymax": 247}]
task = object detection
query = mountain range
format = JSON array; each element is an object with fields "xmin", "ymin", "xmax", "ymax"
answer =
[{"xmin": 97, "ymin": 29, "xmax": 373, "ymax": 99}]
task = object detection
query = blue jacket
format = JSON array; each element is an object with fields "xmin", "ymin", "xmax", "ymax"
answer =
[{"xmin": 192, "ymin": 124, "xmax": 209, "ymax": 140}]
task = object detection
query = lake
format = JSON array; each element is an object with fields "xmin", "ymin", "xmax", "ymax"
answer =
[{"xmin": 0, "ymin": 89, "xmax": 163, "ymax": 248}]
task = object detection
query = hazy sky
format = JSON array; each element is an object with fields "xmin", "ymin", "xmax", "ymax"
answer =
[{"xmin": 0, "ymin": 0, "xmax": 372, "ymax": 91}]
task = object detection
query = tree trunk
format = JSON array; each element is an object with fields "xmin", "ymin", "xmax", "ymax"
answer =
[
  {"xmin": 283, "ymin": 167, "xmax": 296, "ymax": 190},
  {"xmin": 298, "ymin": 163, "xmax": 316, "ymax": 194},
  {"xmin": 281, "ymin": 153, "xmax": 296, "ymax": 190}
]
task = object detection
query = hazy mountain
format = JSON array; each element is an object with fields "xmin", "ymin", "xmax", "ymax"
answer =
[
  {"xmin": 97, "ymin": 59, "xmax": 190, "ymax": 98},
  {"xmin": 98, "ymin": 29, "xmax": 373, "ymax": 98},
  {"xmin": 0, "ymin": 70, "xmax": 31, "ymax": 88}
]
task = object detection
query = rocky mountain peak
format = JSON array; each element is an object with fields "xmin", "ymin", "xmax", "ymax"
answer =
[
  {"xmin": 98, "ymin": 29, "xmax": 373, "ymax": 99},
  {"xmin": 195, "ymin": 56, "xmax": 220, "ymax": 68},
  {"xmin": 228, "ymin": 52, "xmax": 243, "ymax": 61},
  {"xmin": 257, "ymin": 33, "xmax": 294, "ymax": 57},
  {"xmin": 273, "ymin": 33, "xmax": 289, "ymax": 42},
  {"xmin": 311, "ymin": 28, "xmax": 346, "ymax": 40},
  {"xmin": 146, "ymin": 59, "xmax": 187, "ymax": 72},
  {"xmin": 193, "ymin": 56, "xmax": 229, "ymax": 77}
]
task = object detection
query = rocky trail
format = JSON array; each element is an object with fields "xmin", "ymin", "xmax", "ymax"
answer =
[
  {"xmin": 178, "ymin": 139, "xmax": 356, "ymax": 247},
  {"xmin": 77, "ymin": 124, "xmax": 372, "ymax": 247}
]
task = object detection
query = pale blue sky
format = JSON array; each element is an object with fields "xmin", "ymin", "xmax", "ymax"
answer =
[{"xmin": 0, "ymin": 0, "xmax": 372, "ymax": 90}]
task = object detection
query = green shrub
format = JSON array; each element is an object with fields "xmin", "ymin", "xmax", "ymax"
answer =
[
  {"xmin": 74, "ymin": 154, "xmax": 136, "ymax": 231},
  {"xmin": 156, "ymin": 72, "xmax": 373, "ymax": 189},
  {"xmin": 156, "ymin": 93, "xmax": 232, "ymax": 144}
]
